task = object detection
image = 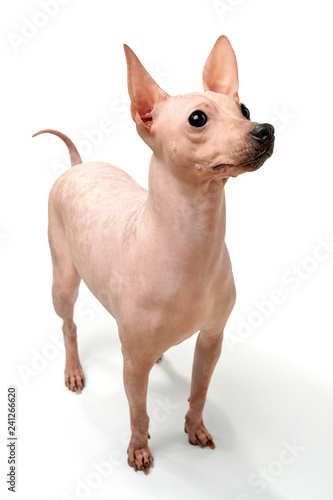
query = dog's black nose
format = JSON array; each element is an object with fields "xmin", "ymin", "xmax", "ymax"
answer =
[{"xmin": 250, "ymin": 123, "xmax": 275, "ymax": 145}]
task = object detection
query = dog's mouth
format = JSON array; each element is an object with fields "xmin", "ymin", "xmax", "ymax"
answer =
[{"xmin": 213, "ymin": 141, "xmax": 274, "ymax": 171}]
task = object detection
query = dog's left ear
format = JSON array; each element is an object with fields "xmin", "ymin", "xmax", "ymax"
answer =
[
  {"xmin": 203, "ymin": 35, "xmax": 239, "ymax": 101},
  {"xmin": 124, "ymin": 44, "xmax": 168, "ymax": 129}
]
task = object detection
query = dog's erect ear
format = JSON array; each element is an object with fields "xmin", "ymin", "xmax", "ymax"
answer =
[
  {"xmin": 124, "ymin": 45, "xmax": 168, "ymax": 128},
  {"xmin": 203, "ymin": 35, "xmax": 239, "ymax": 101}
]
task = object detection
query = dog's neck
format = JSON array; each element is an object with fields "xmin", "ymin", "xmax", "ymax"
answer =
[{"xmin": 142, "ymin": 155, "xmax": 227, "ymax": 266}]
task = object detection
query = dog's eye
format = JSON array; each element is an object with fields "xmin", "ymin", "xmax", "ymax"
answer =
[
  {"xmin": 188, "ymin": 111, "xmax": 207, "ymax": 127},
  {"xmin": 241, "ymin": 104, "xmax": 250, "ymax": 120}
]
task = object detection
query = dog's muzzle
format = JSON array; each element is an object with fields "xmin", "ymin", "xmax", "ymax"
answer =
[{"xmin": 213, "ymin": 122, "xmax": 275, "ymax": 171}]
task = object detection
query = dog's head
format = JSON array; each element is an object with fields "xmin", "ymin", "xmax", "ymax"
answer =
[{"xmin": 124, "ymin": 36, "xmax": 274, "ymax": 183}]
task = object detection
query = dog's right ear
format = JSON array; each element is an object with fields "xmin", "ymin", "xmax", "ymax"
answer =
[
  {"xmin": 124, "ymin": 45, "xmax": 168, "ymax": 129},
  {"xmin": 203, "ymin": 35, "xmax": 239, "ymax": 101}
]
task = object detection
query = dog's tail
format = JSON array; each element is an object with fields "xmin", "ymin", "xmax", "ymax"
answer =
[{"xmin": 32, "ymin": 129, "xmax": 82, "ymax": 167}]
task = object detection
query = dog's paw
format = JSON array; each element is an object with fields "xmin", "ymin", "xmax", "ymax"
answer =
[
  {"xmin": 64, "ymin": 363, "xmax": 85, "ymax": 394},
  {"xmin": 128, "ymin": 444, "xmax": 154, "ymax": 475},
  {"xmin": 184, "ymin": 418, "xmax": 215, "ymax": 449}
]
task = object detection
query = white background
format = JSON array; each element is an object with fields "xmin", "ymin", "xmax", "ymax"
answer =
[{"xmin": 1, "ymin": 0, "xmax": 333, "ymax": 499}]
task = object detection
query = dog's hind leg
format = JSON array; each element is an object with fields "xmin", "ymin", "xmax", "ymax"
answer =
[{"xmin": 49, "ymin": 217, "xmax": 84, "ymax": 393}]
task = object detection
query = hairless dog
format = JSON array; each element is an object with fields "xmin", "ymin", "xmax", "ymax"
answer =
[{"xmin": 33, "ymin": 35, "xmax": 274, "ymax": 474}]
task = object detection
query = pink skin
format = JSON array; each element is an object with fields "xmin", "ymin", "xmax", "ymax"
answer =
[{"xmin": 33, "ymin": 36, "xmax": 274, "ymax": 474}]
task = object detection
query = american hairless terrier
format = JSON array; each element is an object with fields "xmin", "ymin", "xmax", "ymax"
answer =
[{"xmin": 33, "ymin": 35, "xmax": 274, "ymax": 474}]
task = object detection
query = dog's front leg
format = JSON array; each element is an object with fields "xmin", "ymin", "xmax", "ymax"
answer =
[
  {"xmin": 122, "ymin": 351, "xmax": 155, "ymax": 474},
  {"xmin": 185, "ymin": 330, "xmax": 224, "ymax": 449}
]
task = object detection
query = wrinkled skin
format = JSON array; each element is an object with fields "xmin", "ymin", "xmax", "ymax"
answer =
[{"xmin": 39, "ymin": 36, "xmax": 274, "ymax": 474}]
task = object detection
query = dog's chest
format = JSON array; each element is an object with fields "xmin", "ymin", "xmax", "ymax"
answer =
[{"xmin": 118, "ymin": 252, "xmax": 229, "ymax": 336}]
